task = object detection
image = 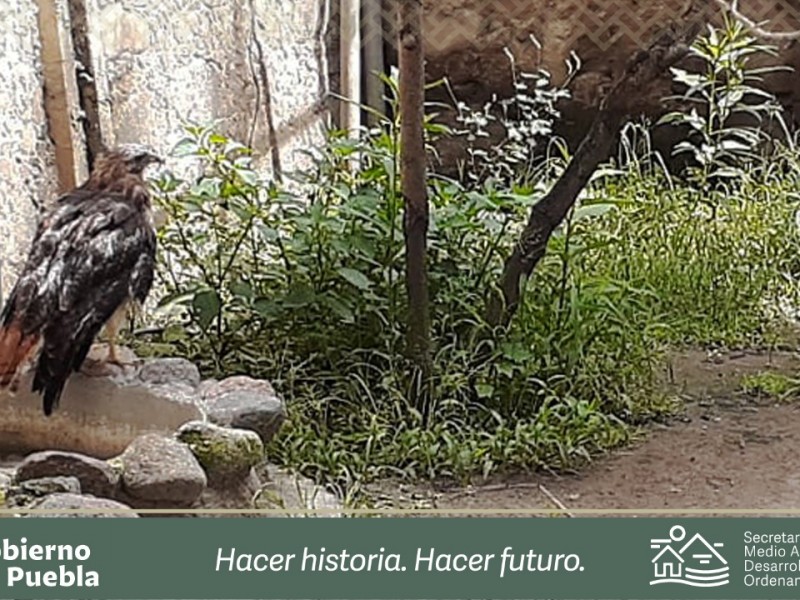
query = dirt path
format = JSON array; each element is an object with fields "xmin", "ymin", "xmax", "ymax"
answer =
[{"xmin": 386, "ymin": 349, "xmax": 800, "ymax": 513}]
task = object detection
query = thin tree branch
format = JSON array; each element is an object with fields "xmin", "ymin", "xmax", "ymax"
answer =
[{"xmin": 714, "ymin": 0, "xmax": 800, "ymax": 40}]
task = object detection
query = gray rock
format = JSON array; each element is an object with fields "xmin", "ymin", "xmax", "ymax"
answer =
[
  {"xmin": 6, "ymin": 476, "xmax": 82, "ymax": 508},
  {"xmin": 177, "ymin": 422, "xmax": 263, "ymax": 510},
  {"xmin": 15, "ymin": 451, "xmax": 119, "ymax": 498},
  {"xmin": 194, "ymin": 469, "xmax": 262, "ymax": 512},
  {"xmin": 1, "ymin": 469, "xmax": 14, "ymax": 507},
  {"xmin": 120, "ymin": 434, "xmax": 206, "ymax": 508},
  {"xmin": 204, "ymin": 377, "xmax": 287, "ymax": 444},
  {"xmin": 30, "ymin": 493, "xmax": 136, "ymax": 517},
  {"xmin": 176, "ymin": 421, "xmax": 264, "ymax": 478},
  {"xmin": 0, "ymin": 345, "xmax": 203, "ymax": 459},
  {"xmin": 258, "ymin": 465, "xmax": 342, "ymax": 514},
  {"xmin": 139, "ymin": 358, "xmax": 201, "ymax": 388}
]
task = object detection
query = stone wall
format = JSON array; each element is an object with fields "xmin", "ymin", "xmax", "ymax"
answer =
[
  {"xmin": 91, "ymin": 0, "xmax": 236, "ymax": 151},
  {"xmin": 0, "ymin": 3, "xmax": 58, "ymax": 305},
  {"xmin": 0, "ymin": 0, "xmax": 330, "ymax": 300},
  {"xmin": 87, "ymin": 0, "xmax": 328, "ymax": 177}
]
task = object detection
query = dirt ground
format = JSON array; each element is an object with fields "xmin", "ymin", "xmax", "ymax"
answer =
[{"xmin": 378, "ymin": 349, "xmax": 800, "ymax": 514}]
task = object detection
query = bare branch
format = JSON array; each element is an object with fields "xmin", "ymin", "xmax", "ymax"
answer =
[{"xmin": 714, "ymin": 0, "xmax": 800, "ymax": 40}]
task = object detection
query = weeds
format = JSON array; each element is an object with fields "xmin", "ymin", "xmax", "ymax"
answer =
[{"xmin": 740, "ymin": 371, "xmax": 798, "ymax": 400}]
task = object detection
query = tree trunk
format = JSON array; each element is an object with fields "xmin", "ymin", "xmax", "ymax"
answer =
[
  {"xmin": 399, "ymin": 0, "xmax": 432, "ymax": 389},
  {"xmin": 487, "ymin": 0, "xmax": 712, "ymax": 327}
]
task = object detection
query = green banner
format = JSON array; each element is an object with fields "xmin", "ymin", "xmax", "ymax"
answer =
[{"xmin": 2, "ymin": 517, "xmax": 800, "ymax": 598}]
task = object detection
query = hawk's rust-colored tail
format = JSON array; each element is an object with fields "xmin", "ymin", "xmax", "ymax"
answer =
[{"xmin": 0, "ymin": 322, "xmax": 39, "ymax": 388}]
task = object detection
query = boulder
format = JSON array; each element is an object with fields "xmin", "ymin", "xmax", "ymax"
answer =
[
  {"xmin": 15, "ymin": 451, "xmax": 119, "ymax": 498},
  {"xmin": 0, "ymin": 346, "xmax": 203, "ymax": 459},
  {"xmin": 177, "ymin": 421, "xmax": 264, "ymax": 510},
  {"xmin": 119, "ymin": 434, "xmax": 206, "ymax": 508},
  {"xmin": 0, "ymin": 346, "xmax": 302, "ymax": 512},
  {"xmin": 30, "ymin": 493, "xmax": 136, "ymax": 517},
  {"xmin": 194, "ymin": 469, "xmax": 262, "ymax": 511},
  {"xmin": 177, "ymin": 421, "xmax": 263, "ymax": 478},
  {"xmin": 138, "ymin": 357, "xmax": 202, "ymax": 388},
  {"xmin": 202, "ymin": 376, "xmax": 287, "ymax": 444},
  {"xmin": 6, "ymin": 476, "xmax": 82, "ymax": 508}
]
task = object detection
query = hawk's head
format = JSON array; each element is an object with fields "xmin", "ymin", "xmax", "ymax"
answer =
[
  {"xmin": 113, "ymin": 143, "xmax": 163, "ymax": 175},
  {"xmin": 87, "ymin": 144, "xmax": 165, "ymax": 191}
]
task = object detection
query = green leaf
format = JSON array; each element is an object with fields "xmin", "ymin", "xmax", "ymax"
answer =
[
  {"xmin": 501, "ymin": 342, "xmax": 533, "ymax": 363},
  {"xmin": 284, "ymin": 284, "xmax": 316, "ymax": 308},
  {"xmin": 230, "ymin": 280, "xmax": 253, "ymax": 299},
  {"xmin": 475, "ymin": 383, "xmax": 495, "ymax": 399},
  {"xmin": 172, "ymin": 138, "xmax": 199, "ymax": 157},
  {"xmin": 193, "ymin": 289, "xmax": 221, "ymax": 330},
  {"xmin": 237, "ymin": 168, "xmax": 259, "ymax": 187},
  {"xmin": 326, "ymin": 296, "xmax": 356, "ymax": 323},
  {"xmin": 256, "ymin": 223, "xmax": 279, "ymax": 242},
  {"xmin": 254, "ymin": 298, "xmax": 280, "ymax": 318},
  {"xmin": 225, "ymin": 140, "xmax": 250, "ymax": 156},
  {"xmin": 162, "ymin": 323, "xmax": 188, "ymax": 343},
  {"xmin": 157, "ymin": 289, "xmax": 195, "ymax": 309},
  {"xmin": 209, "ymin": 133, "xmax": 229, "ymax": 145},
  {"xmin": 573, "ymin": 203, "xmax": 618, "ymax": 222},
  {"xmin": 337, "ymin": 267, "xmax": 372, "ymax": 290},
  {"xmin": 191, "ymin": 178, "xmax": 220, "ymax": 198}
]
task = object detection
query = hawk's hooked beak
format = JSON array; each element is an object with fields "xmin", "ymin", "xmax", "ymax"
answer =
[
  {"xmin": 144, "ymin": 152, "xmax": 164, "ymax": 166},
  {"xmin": 139, "ymin": 152, "xmax": 164, "ymax": 176}
]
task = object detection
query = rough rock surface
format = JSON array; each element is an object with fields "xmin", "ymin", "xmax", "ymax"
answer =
[
  {"xmin": 30, "ymin": 493, "xmax": 136, "ymax": 517},
  {"xmin": 15, "ymin": 451, "xmax": 119, "ymax": 498},
  {"xmin": 88, "ymin": 0, "xmax": 327, "ymax": 178},
  {"xmin": 0, "ymin": 349, "xmax": 204, "ymax": 458},
  {"xmin": 6, "ymin": 476, "xmax": 82, "ymax": 508},
  {"xmin": 259, "ymin": 465, "xmax": 341, "ymax": 513},
  {"xmin": 177, "ymin": 421, "xmax": 263, "ymax": 478},
  {"xmin": 0, "ymin": 346, "xmax": 341, "ymax": 514},
  {"xmin": 196, "ymin": 469, "xmax": 263, "ymax": 511},
  {"xmin": 177, "ymin": 421, "xmax": 264, "ymax": 510},
  {"xmin": 203, "ymin": 376, "xmax": 287, "ymax": 444},
  {"xmin": 139, "ymin": 358, "xmax": 201, "ymax": 388},
  {"xmin": 0, "ymin": 3, "xmax": 58, "ymax": 302},
  {"xmin": 120, "ymin": 434, "xmax": 207, "ymax": 508}
]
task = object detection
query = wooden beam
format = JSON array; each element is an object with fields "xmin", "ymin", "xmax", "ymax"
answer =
[
  {"xmin": 36, "ymin": 0, "xmax": 78, "ymax": 192},
  {"xmin": 363, "ymin": 0, "xmax": 386, "ymax": 126},
  {"xmin": 339, "ymin": 0, "xmax": 361, "ymax": 135}
]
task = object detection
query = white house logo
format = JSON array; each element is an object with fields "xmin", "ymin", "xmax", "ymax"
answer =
[{"xmin": 650, "ymin": 525, "xmax": 729, "ymax": 587}]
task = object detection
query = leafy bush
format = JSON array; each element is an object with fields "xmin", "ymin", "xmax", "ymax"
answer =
[
  {"xmin": 659, "ymin": 15, "xmax": 788, "ymax": 189},
  {"xmin": 143, "ymin": 120, "xmax": 645, "ymax": 487},
  {"xmin": 449, "ymin": 43, "xmax": 573, "ymax": 189}
]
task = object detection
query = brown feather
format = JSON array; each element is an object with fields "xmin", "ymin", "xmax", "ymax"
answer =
[{"xmin": 0, "ymin": 322, "xmax": 40, "ymax": 387}]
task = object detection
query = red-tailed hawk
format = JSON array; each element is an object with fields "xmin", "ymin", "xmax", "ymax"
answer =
[{"xmin": 0, "ymin": 144, "xmax": 161, "ymax": 416}]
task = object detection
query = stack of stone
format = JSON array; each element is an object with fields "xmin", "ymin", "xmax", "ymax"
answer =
[{"xmin": 0, "ymin": 354, "xmax": 338, "ymax": 516}]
